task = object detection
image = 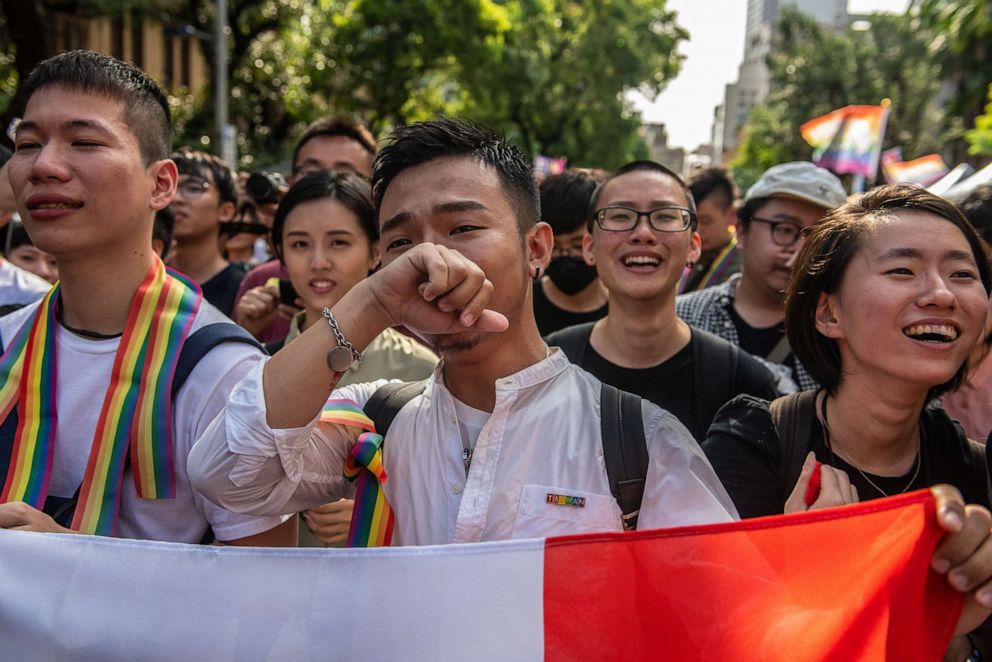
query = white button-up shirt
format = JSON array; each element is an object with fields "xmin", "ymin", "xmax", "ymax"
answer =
[{"xmin": 189, "ymin": 350, "xmax": 738, "ymax": 545}]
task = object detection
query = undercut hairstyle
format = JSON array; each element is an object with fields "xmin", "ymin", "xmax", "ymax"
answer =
[
  {"xmin": 171, "ymin": 148, "xmax": 238, "ymax": 207},
  {"xmin": 587, "ymin": 160, "xmax": 696, "ymax": 232},
  {"xmin": 786, "ymin": 184, "xmax": 992, "ymax": 400},
  {"xmin": 736, "ymin": 196, "xmax": 784, "ymax": 230},
  {"xmin": 7, "ymin": 222, "xmax": 33, "ymax": 250},
  {"xmin": 22, "ymin": 50, "xmax": 171, "ymax": 165},
  {"xmin": 539, "ymin": 170, "xmax": 604, "ymax": 235},
  {"xmin": 689, "ymin": 168, "xmax": 735, "ymax": 211},
  {"xmin": 960, "ymin": 185, "xmax": 992, "ymax": 248},
  {"xmin": 271, "ymin": 170, "xmax": 377, "ymax": 265},
  {"xmin": 372, "ymin": 117, "xmax": 540, "ymax": 234},
  {"xmin": 292, "ymin": 116, "xmax": 377, "ymax": 175}
]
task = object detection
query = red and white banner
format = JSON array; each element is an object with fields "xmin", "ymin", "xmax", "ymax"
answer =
[{"xmin": 0, "ymin": 491, "xmax": 960, "ymax": 661}]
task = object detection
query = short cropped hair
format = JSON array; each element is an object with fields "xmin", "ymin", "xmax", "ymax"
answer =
[
  {"xmin": 588, "ymin": 160, "xmax": 696, "ymax": 232},
  {"xmin": 539, "ymin": 170, "xmax": 603, "ymax": 235},
  {"xmin": 291, "ymin": 117, "xmax": 377, "ymax": 175},
  {"xmin": 689, "ymin": 168, "xmax": 735, "ymax": 211},
  {"xmin": 786, "ymin": 184, "xmax": 992, "ymax": 400},
  {"xmin": 960, "ymin": 185, "xmax": 992, "ymax": 247},
  {"xmin": 372, "ymin": 117, "xmax": 540, "ymax": 233},
  {"xmin": 171, "ymin": 148, "xmax": 238, "ymax": 207},
  {"xmin": 271, "ymin": 170, "xmax": 377, "ymax": 265},
  {"xmin": 22, "ymin": 50, "xmax": 171, "ymax": 165}
]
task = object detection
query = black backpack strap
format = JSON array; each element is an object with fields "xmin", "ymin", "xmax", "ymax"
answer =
[
  {"xmin": 769, "ymin": 390, "xmax": 818, "ymax": 500},
  {"xmin": 600, "ymin": 383, "xmax": 648, "ymax": 531},
  {"xmin": 171, "ymin": 322, "xmax": 266, "ymax": 399},
  {"xmin": 544, "ymin": 322, "xmax": 595, "ymax": 365},
  {"xmin": 690, "ymin": 328, "xmax": 738, "ymax": 440},
  {"xmin": 363, "ymin": 379, "xmax": 429, "ymax": 437}
]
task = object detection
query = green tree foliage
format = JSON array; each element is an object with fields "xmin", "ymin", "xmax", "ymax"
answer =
[
  {"xmin": 456, "ymin": 0, "xmax": 685, "ymax": 169},
  {"xmin": 911, "ymin": 0, "xmax": 992, "ymax": 162},
  {"xmin": 966, "ymin": 84, "xmax": 992, "ymax": 157},
  {"xmin": 732, "ymin": 9, "xmax": 945, "ymax": 191},
  {"xmin": 0, "ymin": 0, "xmax": 687, "ymax": 170}
]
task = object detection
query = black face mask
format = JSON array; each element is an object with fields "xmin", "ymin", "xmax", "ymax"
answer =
[{"xmin": 545, "ymin": 256, "xmax": 598, "ymax": 295}]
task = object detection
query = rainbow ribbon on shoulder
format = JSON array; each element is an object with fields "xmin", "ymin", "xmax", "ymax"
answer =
[
  {"xmin": 0, "ymin": 258, "xmax": 200, "ymax": 535},
  {"xmin": 319, "ymin": 399, "xmax": 395, "ymax": 547}
]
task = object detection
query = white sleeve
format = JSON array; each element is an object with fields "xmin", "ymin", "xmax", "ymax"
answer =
[
  {"xmin": 637, "ymin": 404, "xmax": 740, "ymax": 531},
  {"xmin": 174, "ymin": 342, "xmax": 292, "ymax": 540},
  {"xmin": 187, "ymin": 359, "xmax": 390, "ymax": 517}
]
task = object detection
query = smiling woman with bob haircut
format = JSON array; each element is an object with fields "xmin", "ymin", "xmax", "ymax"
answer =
[{"xmin": 703, "ymin": 184, "xmax": 992, "ymax": 658}]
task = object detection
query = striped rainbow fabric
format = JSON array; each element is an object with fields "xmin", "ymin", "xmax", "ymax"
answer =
[
  {"xmin": 0, "ymin": 286, "xmax": 59, "ymax": 508},
  {"xmin": 800, "ymin": 105, "xmax": 889, "ymax": 179},
  {"xmin": 882, "ymin": 151, "xmax": 950, "ymax": 187},
  {"xmin": 319, "ymin": 399, "xmax": 395, "ymax": 546},
  {"xmin": 0, "ymin": 258, "xmax": 201, "ymax": 535}
]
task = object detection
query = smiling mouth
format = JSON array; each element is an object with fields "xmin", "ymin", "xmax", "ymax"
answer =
[
  {"xmin": 622, "ymin": 256, "xmax": 660, "ymax": 268},
  {"xmin": 30, "ymin": 202, "xmax": 82, "ymax": 210},
  {"xmin": 902, "ymin": 324, "xmax": 959, "ymax": 343}
]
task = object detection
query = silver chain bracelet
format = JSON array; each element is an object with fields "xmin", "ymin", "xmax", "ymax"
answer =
[{"xmin": 322, "ymin": 307, "xmax": 363, "ymax": 372}]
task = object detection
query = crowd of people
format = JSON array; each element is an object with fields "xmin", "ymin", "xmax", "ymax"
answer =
[{"xmin": 2, "ymin": 49, "xmax": 992, "ymax": 657}]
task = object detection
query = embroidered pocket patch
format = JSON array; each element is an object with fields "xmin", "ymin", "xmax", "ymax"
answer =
[{"xmin": 546, "ymin": 493, "xmax": 586, "ymax": 508}]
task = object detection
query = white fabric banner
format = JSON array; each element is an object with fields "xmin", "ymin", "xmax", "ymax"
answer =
[{"xmin": 0, "ymin": 531, "xmax": 545, "ymax": 661}]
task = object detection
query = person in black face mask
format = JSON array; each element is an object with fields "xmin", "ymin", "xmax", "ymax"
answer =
[{"xmin": 533, "ymin": 170, "xmax": 609, "ymax": 335}]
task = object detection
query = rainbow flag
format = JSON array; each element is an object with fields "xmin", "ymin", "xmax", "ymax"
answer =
[
  {"xmin": 882, "ymin": 151, "xmax": 950, "ymax": 187},
  {"xmin": 800, "ymin": 105, "xmax": 889, "ymax": 179}
]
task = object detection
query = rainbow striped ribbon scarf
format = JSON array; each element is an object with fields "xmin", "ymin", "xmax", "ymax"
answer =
[
  {"xmin": 678, "ymin": 236, "xmax": 739, "ymax": 295},
  {"xmin": 319, "ymin": 399, "xmax": 394, "ymax": 547},
  {"xmin": 0, "ymin": 257, "xmax": 201, "ymax": 535}
]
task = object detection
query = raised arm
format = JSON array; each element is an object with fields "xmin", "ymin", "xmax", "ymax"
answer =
[{"xmin": 189, "ymin": 243, "xmax": 508, "ymax": 515}]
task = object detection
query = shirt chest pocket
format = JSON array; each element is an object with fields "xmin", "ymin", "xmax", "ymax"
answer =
[{"xmin": 511, "ymin": 483, "xmax": 623, "ymax": 538}]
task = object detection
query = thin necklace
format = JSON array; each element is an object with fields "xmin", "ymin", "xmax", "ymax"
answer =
[
  {"xmin": 819, "ymin": 393, "xmax": 922, "ymax": 498},
  {"xmin": 458, "ymin": 344, "xmax": 552, "ymax": 476},
  {"xmin": 56, "ymin": 300, "xmax": 123, "ymax": 340}
]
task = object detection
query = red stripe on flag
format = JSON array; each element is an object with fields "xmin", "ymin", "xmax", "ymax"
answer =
[{"xmin": 544, "ymin": 490, "xmax": 960, "ymax": 661}]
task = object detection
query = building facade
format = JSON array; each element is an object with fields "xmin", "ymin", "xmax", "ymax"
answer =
[{"xmin": 713, "ymin": 0, "xmax": 847, "ymax": 163}]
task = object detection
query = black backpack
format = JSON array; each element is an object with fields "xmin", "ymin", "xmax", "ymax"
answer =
[
  {"xmin": 545, "ymin": 322, "xmax": 740, "ymax": 440},
  {"xmin": 769, "ymin": 391, "xmax": 991, "ymax": 506},
  {"xmin": 362, "ymin": 378, "xmax": 649, "ymax": 530},
  {"xmin": 0, "ymin": 322, "xmax": 265, "ymax": 534}
]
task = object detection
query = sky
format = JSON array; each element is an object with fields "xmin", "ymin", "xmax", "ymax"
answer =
[{"xmin": 631, "ymin": 0, "xmax": 911, "ymax": 150}]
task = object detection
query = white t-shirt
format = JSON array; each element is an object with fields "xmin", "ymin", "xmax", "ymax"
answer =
[
  {"xmin": 0, "ymin": 259, "xmax": 49, "ymax": 308},
  {"xmin": 0, "ymin": 300, "xmax": 287, "ymax": 543},
  {"xmin": 189, "ymin": 350, "xmax": 738, "ymax": 545}
]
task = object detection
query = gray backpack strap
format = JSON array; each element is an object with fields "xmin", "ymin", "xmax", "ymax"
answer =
[
  {"xmin": 363, "ymin": 379, "xmax": 429, "ymax": 437},
  {"xmin": 769, "ymin": 390, "xmax": 818, "ymax": 501},
  {"xmin": 600, "ymin": 383, "xmax": 648, "ymax": 530}
]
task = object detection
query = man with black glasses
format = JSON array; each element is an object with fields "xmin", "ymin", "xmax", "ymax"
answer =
[
  {"xmin": 546, "ymin": 161, "xmax": 776, "ymax": 442},
  {"xmin": 677, "ymin": 162, "xmax": 846, "ymax": 392}
]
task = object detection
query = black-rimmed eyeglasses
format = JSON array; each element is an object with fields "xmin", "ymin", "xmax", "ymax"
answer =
[
  {"xmin": 593, "ymin": 206, "xmax": 695, "ymax": 233},
  {"xmin": 749, "ymin": 216, "xmax": 805, "ymax": 247}
]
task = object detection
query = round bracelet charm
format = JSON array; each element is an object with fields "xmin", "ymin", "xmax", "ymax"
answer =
[{"xmin": 326, "ymin": 345, "xmax": 355, "ymax": 372}]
